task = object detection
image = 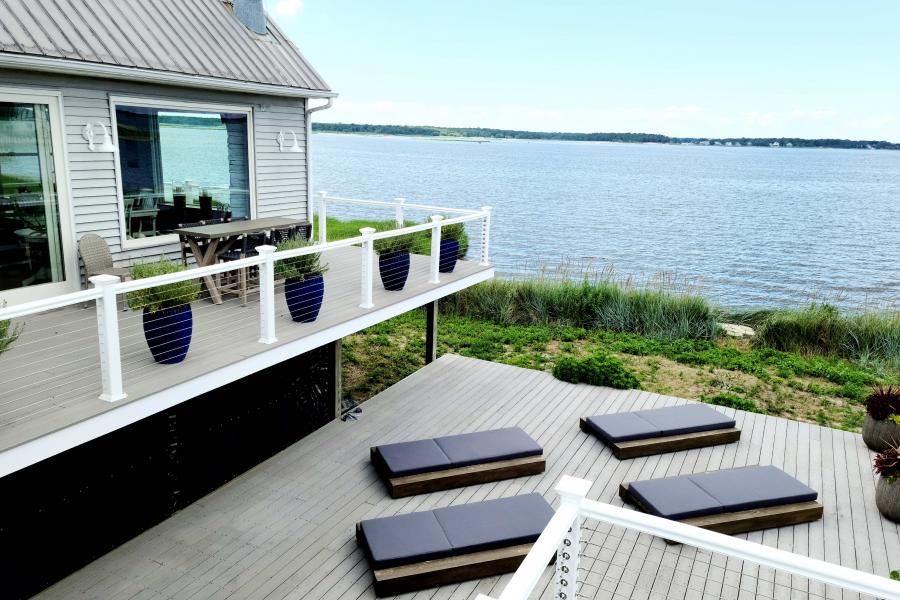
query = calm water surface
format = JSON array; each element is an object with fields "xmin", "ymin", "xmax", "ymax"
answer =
[{"xmin": 313, "ymin": 133, "xmax": 900, "ymax": 309}]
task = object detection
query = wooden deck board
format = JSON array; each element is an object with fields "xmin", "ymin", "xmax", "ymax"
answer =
[
  {"xmin": 30, "ymin": 355, "xmax": 898, "ymax": 600},
  {"xmin": 0, "ymin": 247, "xmax": 492, "ymax": 455}
]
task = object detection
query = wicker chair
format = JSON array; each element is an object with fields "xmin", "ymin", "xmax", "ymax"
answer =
[
  {"xmin": 177, "ymin": 221, "xmax": 204, "ymax": 266},
  {"xmin": 77, "ymin": 234, "xmax": 131, "ymax": 309},
  {"xmin": 220, "ymin": 232, "xmax": 267, "ymax": 306}
]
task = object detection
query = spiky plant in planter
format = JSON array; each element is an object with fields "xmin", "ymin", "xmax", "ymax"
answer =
[
  {"xmin": 0, "ymin": 301, "xmax": 21, "ymax": 359},
  {"xmin": 373, "ymin": 227, "xmax": 416, "ymax": 291},
  {"xmin": 437, "ymin": 221, "xmax": 469, "ymax": 273},
  {"xmin": 863, "ymin": 386, "xmax": 900, "ymax": 452},
  {"xmin": 127, "ymin": 259, "xmax": 201, "ymax": 364},
  {"xmin": 275, "ymin": 239, "xmax": 329, "ymax": 323},
  {"xmin": 874, "ymin": 445, "xmax": 900, "ymax": 522}
]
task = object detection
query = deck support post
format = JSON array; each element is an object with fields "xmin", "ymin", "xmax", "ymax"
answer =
[
  {"xmin": 425, "ymin": 300, "xmax": 438, "ymax": 364},
  {"xmin": 91, "ymin": 274, "xmax": 126, "ymax": 402},
  {"xmin": 394, "ymin": 198, "xmax": 406, "ymax": 227},
  {"xmin": 317, "ymin": 191, "xmax": 328, "ymax": 243},
  {"xmin": 256, "ymin": 245, "xmax": 278, "ymax": 344},
  {"xmin": 554, "ymin": 477, "xmax": 592, "ymax": 600},
  {"xmin": 332, "ymin": 338, "xmax": 343, "ymax": 419},
  {"xmin": 429, "ymin": 215, "xmax": 443, "ymax": 284},
  {"xmin": 359, "ymin": 227, "xmax": 376, "ymax": 309},
  {"xmin": 480, "ymin": 206, "xmax": 493, "ymax": 266}
]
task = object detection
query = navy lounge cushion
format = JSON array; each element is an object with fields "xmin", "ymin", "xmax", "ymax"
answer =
[
  {"xmin": 375, "ymin": 428, "xmax": 542, "ymax": 477},
  {"xmin": 360, "ymin": 510, "xmax": 453, "ymax": 569},
  {"xmin": 689, "ymin": 465, "xmax": 818, "ymax": 512},
  {"xmin": 629, "ymin": 466, "xmax": 817, "ymax": 520},
  {"xmin": 376, "ymin": 439, "xmax": 452, "ymax": 477},
  {"xmin": 434, "ymin": 427, "xmax": 543, "ymax": 468},
  {"xmin": 586, "ymin": 404, "xmax": 735, "ymax": 444},
  {"xmin": 433, "ymin": 493, "xmax": 555, "ymax": 554},
  {"xmin": 360, "ymin": 494, "xmax": 555, "ymax": 569},
  {"xmin": 628, "ymin": 477, "xmax": 723, "ymax": 520},
  {"xmin": 636, "ymin": 404, "xmax": 735, "ymax": 437}
]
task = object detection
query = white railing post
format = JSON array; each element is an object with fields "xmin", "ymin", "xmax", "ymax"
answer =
[
  {"xmin": 317, "ymin": 191, "xmax": 328, "ymax": 243},
  {"xmin": 429, "ymin": 214, "xmax": 443, "ymax": 284},
  {"xmin": 359, "ymin": 227, "xmax": 376, "ymax": 309},
  {"xmin": 480, "ymin": 205, "xmax": 493, "ymax": 266},
  {"xmin": 394, "ymin": 198, "xmax": 406, "ymax": 227},
  {"xmin": 256, "ymin": 245, "xmax": 278, "ymax": 344},
  {"xmin": 554, "ymin": 477, "xmax": 592, "ymax": 600},
  {"xmin": 90, "ymin": 274, "xmax": 126, "ymax": 402}
]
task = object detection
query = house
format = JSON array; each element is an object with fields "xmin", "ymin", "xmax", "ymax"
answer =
[
  {"xmin": 0, "ymin": 0, "xmax": 336, "ymax": 306},
  {"xmin": 0, "ymin": 2, "xmax": 494, "ymax": 597}
]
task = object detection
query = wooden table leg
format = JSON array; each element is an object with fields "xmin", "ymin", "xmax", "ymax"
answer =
[{"xmin": 188, "ymin": 238, "xmax": 224, "ymax": 304}]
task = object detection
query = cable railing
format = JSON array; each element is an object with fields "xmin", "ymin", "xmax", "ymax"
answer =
[
  {"xmin": 477, "ymin": 476, "xmax": 900, "ymax": 600},
  {"xmin": 0, "ymin": 195, "xmax": 492, "ymax": 406}
]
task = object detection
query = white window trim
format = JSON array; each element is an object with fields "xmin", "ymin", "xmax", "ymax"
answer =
[{"xmin": 108, "ymin": 95, "xmax": 257, "ymax": 251}]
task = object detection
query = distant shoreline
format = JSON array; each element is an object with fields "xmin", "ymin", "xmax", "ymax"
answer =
[{"xmin": 312, "ymin": 122, "xmax": 900, "ymax": 150}]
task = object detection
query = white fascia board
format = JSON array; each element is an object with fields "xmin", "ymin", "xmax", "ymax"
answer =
[
  {"xmin": 0, "ymin": 268, "xmax": 494, "ymax": 477},
  {"xmin": 0, "ymin": 54, "xmax": 338, "ymax": 99}
]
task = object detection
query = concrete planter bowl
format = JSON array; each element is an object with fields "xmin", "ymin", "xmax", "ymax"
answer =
[
  {"xmin": 875, "ymin": 477, "xmax": 900, "ymax": 522},
  {"xmin": 863, "ymin": 414, "xmax": 900, "ymax": 452}
]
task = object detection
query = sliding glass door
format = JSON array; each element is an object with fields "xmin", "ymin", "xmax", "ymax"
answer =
[{"xmin": 0, "ymin": 92, "xmax": 75, "ymax": 304}]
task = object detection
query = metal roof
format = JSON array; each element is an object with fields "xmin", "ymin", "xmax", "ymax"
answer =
[{"xmin": 0, "ymin": 0, "xmax": 331, "ymax": 95}]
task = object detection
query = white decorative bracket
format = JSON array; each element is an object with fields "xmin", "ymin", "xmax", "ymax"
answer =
[
  {"xmin": 277, "ymin": 130, "xmax": 304, "ymax": 153},
  {"xmin": 82, "ymin": 122, "xmax": 117, "ymax": 153}
]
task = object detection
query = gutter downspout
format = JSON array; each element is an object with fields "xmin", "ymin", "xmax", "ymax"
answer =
[{"xmin": 305, "ymin": 98, "xmax": 334, "ymax": 226}]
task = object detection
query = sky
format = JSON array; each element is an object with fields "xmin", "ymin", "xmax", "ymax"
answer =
[{"xmin": 264, "ymin": 0, "xmax": 900, "ymax": 141}]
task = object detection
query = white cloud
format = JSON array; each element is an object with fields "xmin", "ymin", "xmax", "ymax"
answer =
[{"xmin": 269, "ymin": 0, "xmax": 303, "ymax": 18}]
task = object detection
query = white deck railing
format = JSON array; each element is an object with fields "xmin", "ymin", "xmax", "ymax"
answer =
[
  {"xmin": 477, "ymin": 476, "xmax": 900, "ymax": 600},
  {"xmin": 0, "ymin": 195, "xmax": 492, "ymax": 404}
]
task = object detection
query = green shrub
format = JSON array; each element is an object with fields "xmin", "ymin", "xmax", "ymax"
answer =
[
  {"xmin": 442, "ymin": 279, "xmax": 719, "ymax": 340},
  {"xmin": 702, "ymin": 392, "xmax": 758, "ymax": 413},
  {"xmin": 754, "ymin": 304, "xmax": 900, "ymax": 368},
  {"xmin": 274, "ymin": 238, "xmax": 328, "ymax": 281},
  {"xmin": 891, "ymin": 570, "xmax": 900, "ymax": 582},
  {"xmin": 126, "ymin": 259, "xmax": 201, "ymax": 313},
  {"xmin": 553, "ymin": 354, "xmax": 641, "ymax": 389},
  {"xmin": 373, "ymin": 223, "xmax": 418, "ymax": 255},
  {"xmin": 0, "ymin": 301, "xmax": 21, "ymax": 358}
]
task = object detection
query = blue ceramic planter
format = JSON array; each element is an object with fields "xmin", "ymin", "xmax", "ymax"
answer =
[
  {"xmin": 142, "ymin": 305, "xmax": 193, "ymax": 364},
  {"xmin": 379, "ymin": 251, "xmax": 410, "ymax": 291},
  {"xmin": 439, "ymin": 239, "xmax": 460, "ymax": 273},
  {"xmin": 285, "ymin": 274, "xmax": 325, "ymax": 322}
]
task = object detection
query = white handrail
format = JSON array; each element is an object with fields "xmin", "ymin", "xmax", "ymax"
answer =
[{"xmin": 478, "ymin": 476, "xmax": 900, "ymax": 600}]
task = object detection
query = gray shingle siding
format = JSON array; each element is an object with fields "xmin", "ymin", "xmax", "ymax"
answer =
[{"xmin": 1, "ymin": 68, "xmax": 308, "ymax": 266}]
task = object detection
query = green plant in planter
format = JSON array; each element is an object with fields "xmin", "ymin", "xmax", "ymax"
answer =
[
  {"xmin": 0, "ymin": 301, "xmax": 21, "ymax": 358},
  {"xmin": 274, "ymin": 238, "xmax": 329, "ymax": 281},
  {"xmin": 373, "ymin": 227, "xmax": 416, "ymax": 256},
  {"xmin": 126, "ymin": 258, "xmax": 201, "ymax": 312},
  {"xmin": 440, "ymin": 221, "xmax": 469, "ymax": 258}
]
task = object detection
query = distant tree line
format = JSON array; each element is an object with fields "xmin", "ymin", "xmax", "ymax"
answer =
[{"xmin": 312, "ymin": 122, "xmax": 900, "ymax": 150}]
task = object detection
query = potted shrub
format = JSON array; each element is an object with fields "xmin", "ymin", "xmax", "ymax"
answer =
[
  {"xmin": 275, "ymin": 238, "xmax": 328, "ymax": 323},
  {"xmin": 0, "ymin": 301, "xmax": 21, "ymax": 359},
  {"xmin": 874, "ymin": 444, "xmax": 900, "ymax": 522},
  {"xmin": 863, "ymin": 386, "xmax": 900, "ymax": 452},
  {"xmin": 374, "ymin": 228, "xmax": 415, "ymax": 291},
  {"xmin": 127, "ymin": 259, "xmax": 201, "ymax": 364},
  {"xmin": 438, "ymin": 221, "xmax": 468, "ymax": 273}
]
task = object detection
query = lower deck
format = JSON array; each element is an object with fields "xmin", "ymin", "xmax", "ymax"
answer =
[{"xmin": 34, "ymin": 355, "xmax": 900, "ymax": 600}]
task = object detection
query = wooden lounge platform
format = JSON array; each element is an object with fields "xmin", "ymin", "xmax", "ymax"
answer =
[
  {"xmin": 0, "ymin": 247, "xmax": 492, "ymax": 468},
  {"xmin": 31, "ymin": 356, "xmax": 900, "ymax": 600},
  {"xmin": 579, "ymin": 416, "xmax": 742, "ymax": 459}
]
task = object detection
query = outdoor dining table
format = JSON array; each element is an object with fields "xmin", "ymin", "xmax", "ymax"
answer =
[{"xmin": 174, "ymin": 216, "xmax": 308, "ymax": 304}]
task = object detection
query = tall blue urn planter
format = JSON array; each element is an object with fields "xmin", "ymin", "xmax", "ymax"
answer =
[
  {"xmin": 439, "ymin": 239, "xmax": 460, "ymax": 273},
  {"xmin": 284, "ymin": 274, "xmax": 325, "ymax": 322},
  {"xmin": 379, "ymin": 251, "xmax": 410, "ymax": 291},
  {"xmin": 142, "ymin": 304, "xmax": 193, "ymax": 364}
]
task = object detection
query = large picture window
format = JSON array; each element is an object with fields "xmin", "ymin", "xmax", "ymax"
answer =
[{"xmin": 114, "ymin": 102, "xmax": 252, "ymax": 242}]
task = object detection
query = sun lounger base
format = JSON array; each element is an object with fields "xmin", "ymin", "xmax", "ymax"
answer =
[
  {"xmin": 371, "ymin": 447, "xmax": 545, "ymax": 498},
  {"xmin": 580, "ymin": 418, "xmax": 741, "ymax": 459},
  {"xmin": 356, "ymin": 523, "xmax": 537, "ymax": 596},
  {"xmin": 619, "ymin": 482, "xmax": 823, "ymax": 541}
]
